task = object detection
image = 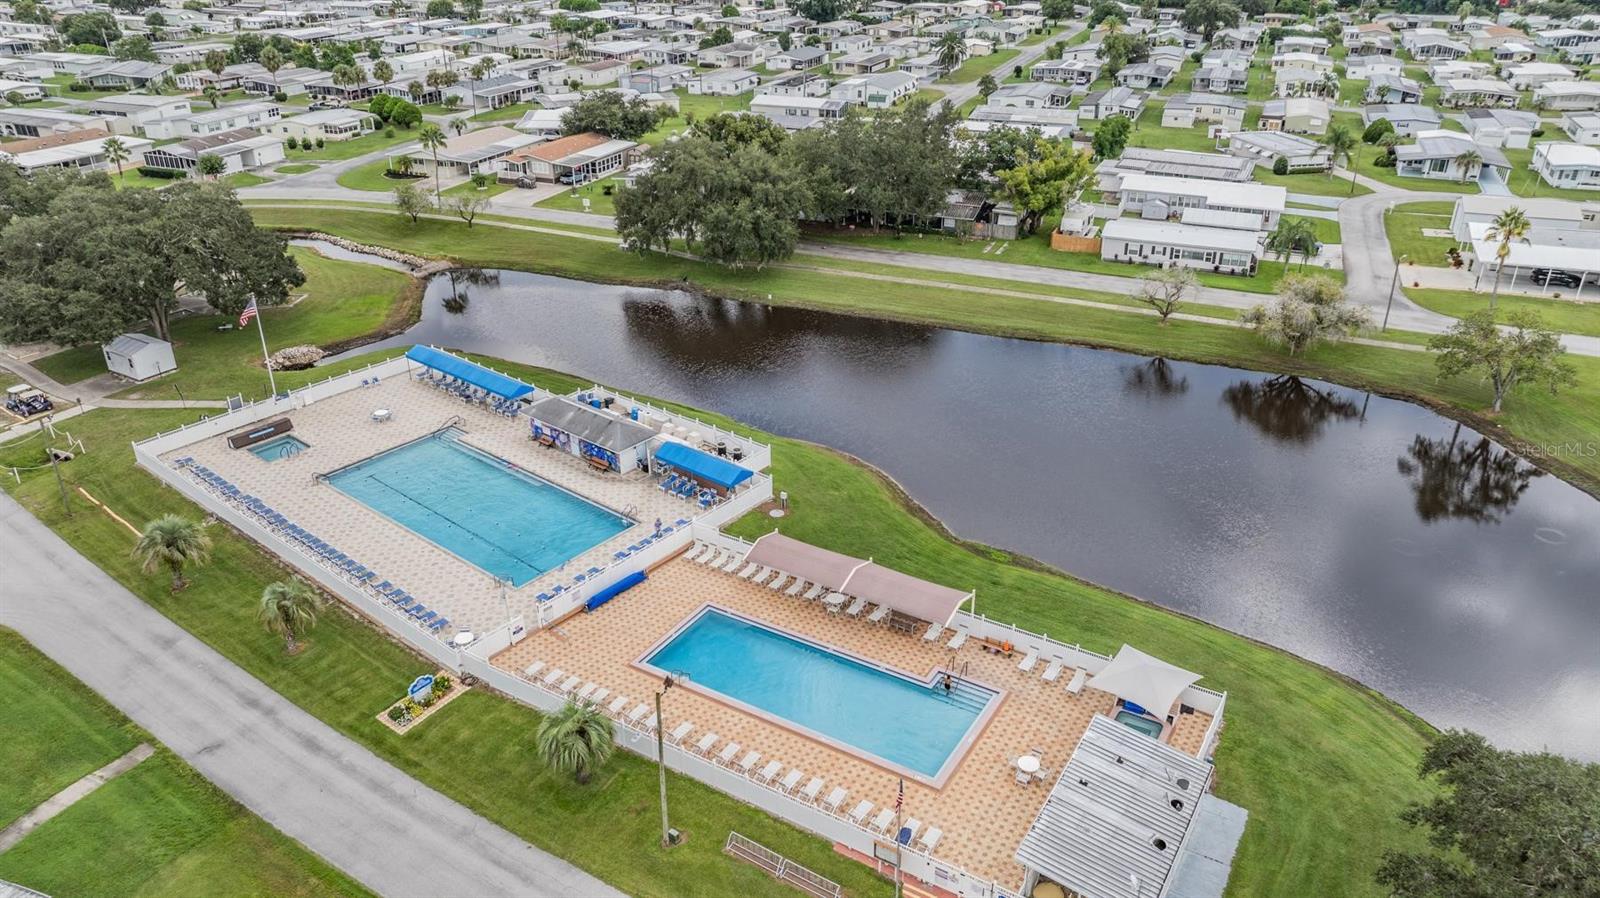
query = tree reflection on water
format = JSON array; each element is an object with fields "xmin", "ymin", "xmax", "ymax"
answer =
[
  {"xmin": 1220, "ymin": 375, "xmax": 1363, "ymax": 444},
  {"xmin": 1397, "ymin": 423, "xmax": 1543, "ymax": 524}
]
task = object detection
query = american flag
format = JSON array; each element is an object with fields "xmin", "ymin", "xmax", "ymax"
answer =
[
  {"xmin": 239, "ymin": 298, "xmax": 258, "ymax": 327},
  {"xmin": 895, "ymin": 778, "xmax": 903, "ymax": 811}
]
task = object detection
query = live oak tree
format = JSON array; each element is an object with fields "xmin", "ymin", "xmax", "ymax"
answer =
[
  {"xmin": 1181, "ymin": 0, "xmax": 1242, "ymax": 41},
  {"xmin": 691, "ymin": 111, "xmax": 788, "ymax": 153},
  {"xmin": 1429, "ymin": 309, "xmax": 1576, "ymax": 414},
  {"xmin": 1091, "ymin": 114, "xmax": 1133, "ymax": 159},
  {"xmin": 1137, "ymin": 267, "xmax": 1197, "ymax": 325},
  {"xmin": 559, "ymin": 91, "xmax": 665, "ymax": 141},
  {"xmin": 994, "ymin": 137, "xmax": 1094, "ymax": 235},
  {"xmin": 1375, "ymin": 730, "xmax": 1600, "ymax": 898},
  {"xmin": 1099, "ymin": 32, "xmax": 1148, "ymax": 76},
  {"xmin": 0, "ymin": 174, "xmax": 303, "ymax": 345}
]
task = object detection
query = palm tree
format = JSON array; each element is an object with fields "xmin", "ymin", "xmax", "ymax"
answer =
[
  {"xmin": 132, "ymin": 515, "xmax": 212, "ymax": 591},
  {"xmin": 103, "ymin": 135, "xmax": 129, "ymax": 182},
  {"xmin": 373, "ymin": 58, "xmax": 394, "ymax": 85},
  {"xmin": 407, "ymin": 79, "xmax": 425, "ymax": 102},
  {"xmin": 418, "ymin": 122, "xmax": 447, "ymax": 197},
  {"xmin": 260, "ymin": 46, "xmax": 283, "ymax": 92},
  {"xmin": 935, "ymin": 31, "xmax": 964, "ymax": 72},
  {"xmin": 258, "ymin": 579, "xmax": 324, "ymax": 653},
  {"xmin": 1453, "ymin": 148, "xmax": 1482, "ymax": 184},
  {"xmin": 1484, "ymin": 206, "xmax": 1531, "ymax": 311},
  {"xmin": 202, "ymin": 84, "xmax": 221, "ymax": 108},
  {"xmin": 1322, "ymin": 123, "xmax": 1358, "ymax": 183},
  {"xmin": 450, "ymin": 117, "xmax": 467, "ymax": 136},
  {"xmin": 1266, "ymin": 218, "xmax": 1321, "ymax": 270},
  {"xmin": 534, "ymin": 701, "xmax": 616, "ymax": 784}
]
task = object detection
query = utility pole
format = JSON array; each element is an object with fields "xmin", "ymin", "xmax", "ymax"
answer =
[
  {"xmin": 1384, "ymin": 254, "xmax": 1408, "ymax": 332},
  {"xmin": 654, "ymin": 672, "xmax": 684, "ymax": 848},
  {"xmin": 42, "ymin": 417, "xmax": 70, "ymax": 518}
]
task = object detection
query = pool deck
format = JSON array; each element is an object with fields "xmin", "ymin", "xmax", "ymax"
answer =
[
  {"xmin": 157, "ymin": 376, "xmax": 697, "ymax": 635},
  {"xmin": 490, "ymin": 556, "xmax": 1212, "ymax": 887}
]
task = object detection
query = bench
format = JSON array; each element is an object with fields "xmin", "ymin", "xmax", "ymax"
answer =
[{"xmin": 585, "ymin": 455, "xmax": 612, "ymax": 472}]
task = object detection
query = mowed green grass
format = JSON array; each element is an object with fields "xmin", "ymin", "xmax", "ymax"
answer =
[
  {"xmin": 1407, "ymin": 288, "xmax": 1600, "ymax": 338},
  {"xmin": 1384, "ymin": 201, "xmax": 1459, "ymax": 267},
  {"xmin": 940, "ymin": 48, "xmax": 1021, "ymax": 83},
  {"xmin": 0, "ymin": 409, "xmax": 896, "ymax": 898},
  {"xmin": 32, "ymin": 247, "xmax": 414, "ymax": 399},
  {"xmin": 0, "ymin": 629, "xmax": 372, "ymax": 898}
]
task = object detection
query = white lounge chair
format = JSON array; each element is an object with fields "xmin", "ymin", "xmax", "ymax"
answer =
[
  {"xmin": 799, "ymin": 777, "xmax": 825, "ymax": 803},
  {"xmin": 607, "ymin": 695, "xmax": 631, "ymax": 717},
  {"xmin": 625, "ymin": 703, "xmax": 650, "ymax": 726},
  {"xmin": 846, "ymin": 800, "xmax": 874, "ymax": 825},
  {"xmin": 785, "ymin": 578, "xmax": 808, "ymax": 597},
  {"xmin": 541, "ymin": 667, "xmax": 566, "ymax": 688},
  {"xmin": 641, "ymin": 713, "xmax": 658, "ymax": 733},
  {"xmin": 802, "ymin": 583, "xmax": 825, "ymax": 600},
  {"xmin": 720, "ymin": 553, "xmax": 744, "ymax": 573},
  {"xmin": 686, "ymin": 541, "xmax": 709, "ymax": 562},
  {"xmin": 916, "ymin": 826, "xmax": 943, "ymax": 853},
  {"xmin": 576, "ymin": 682, "xmax": 600, "ymax": 701},
  {"xmin": 845, "ymin": 596, "xmax": 868, "ymax": 616},
  {"xmin": 867, "ymin": 604, "xmax": 890, "ymax": 623},
  {"xmin": 666, "ymin": 721, "xmax": 694, "ymax": 745},
  {"xmin": 778, "ymin": 768, "xmax": 804, "ymax": 793},
  {"xmin": 922, "ymin": 622, "xmax": 944, "ymax": 642},
  {"xmin": 1042, "ymin": 659, "xmax": 1064, "ymax": 682},
  {"xmin": 716, "ymin": 741, "xmax": 742, "ymax": 766},
  {"xmin": 946, "ymin": 630, "xmax": 968, "ymax": 649},
  {"xmin": 737, "ymin": 562, "xmax": 759, "ymax": 579},
  {"xmin": 522, "ymin": 660, "xmax": 546, "ymax": 680},
  {"xmin": 900, "ymin": 818, "xmax": 922, "ymax": 844},
  {"xmin": 1065, "ymin": 667, "xmax": 1088, "ymax": 694},
  {"xmin": 754, "ymin": 568, "xmax": 777, "ymax": 585},
  {"xmin": 768, "ymin": 573, "xmax": 791, "ymax": 591},
  {"xmin": 868, "ymin": 809, "xmax": 894, "ymax": 833},
  {"xmin": 1018, "ymin": 650, "xmax": 1040, "ymax": 672},
  {"xmin": 734, "ymin": 750, "xmax": 762, "ymax": 775},
  {"xmin": 692, "ymin": 732, "xmax": 719, "ymax": 756},
  {"xmin": 697, "ymin": 548, "xmax": 723, "ymax": 566},
  {"xmin": 559, "ymin": 675, "xmax": 581, "ymax": 694},
  {"xmin": 822, "ymin": 787, "xmax": 848, "ymax": 813},
  {"xmin": 588, "ymin": 687, "xmax": 610, "ymax": 707}
]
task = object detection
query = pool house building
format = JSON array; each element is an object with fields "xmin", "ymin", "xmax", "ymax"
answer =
[{"xmin": 133, "ymin": 344, "xmax": 1240, "ymax": 898}]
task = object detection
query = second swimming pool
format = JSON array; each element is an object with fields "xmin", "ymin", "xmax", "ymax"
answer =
[
  {"xmin": 645, "ymin": 607, "xmax": 995, "ymax": 781},
  {"xmin": 327, "ymin": 430, "xmax": 630, "ymax": 586}
]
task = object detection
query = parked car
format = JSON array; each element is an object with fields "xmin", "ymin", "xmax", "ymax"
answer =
[
  {"xmin": 4, "ymin": 383, "xmax": 53, "ymax": 418},
  {"xmin": 1530, "ymin": 268, "xmax": 1583, "ymax": 289},
  {"xmin": 308, "ymin": 99, "xmax": 346, "ymax": 111}
]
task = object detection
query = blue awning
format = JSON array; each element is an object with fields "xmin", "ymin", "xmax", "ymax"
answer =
[
  {"xmin": 655, "ymin": 441, "xmax": 753, "ymax": 491},
  {"xmin": 405, "ymin": 345, "xmax": 535, "ymax": 399}
]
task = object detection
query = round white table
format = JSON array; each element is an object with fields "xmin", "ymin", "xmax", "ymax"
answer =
[
  {"xmin": 823, "ymin": 592, "xmax": 847, "ymax": 608},
  {"xmin": 1016, "ymin": 755, "xmax": 1040, "ymax": 776},
  {"xmin": 372, "ymin": 408, "xmax": 392, "ymax": 423},
  {"xmin": 451, "ymin": 631, "xmax": 474, "ymax": 648}
]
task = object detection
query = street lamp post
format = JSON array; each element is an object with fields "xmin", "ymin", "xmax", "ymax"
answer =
[
  {"xmin": 654, "ymin": 672, "xmax": 686, "ymax": 848},
  {"xmin": 1384, "ymin": 254, "xmax": 1408, "ymax": 332}
]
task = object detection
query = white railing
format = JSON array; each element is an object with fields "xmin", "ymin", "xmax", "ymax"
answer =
[
  {"xmin": 696, "ymin": 471, "xmax": 774, "ymax": 528},
  {"xmin": 581, "ymin": 384, "xmax": 774, "ymax": 473},
  {"xmin": 1198, "ymin": 691, "xmax": 1227, "ymax": 759},
  {"xmin": 725, "ymin": 832, "xmax": 842, "ymax": 898},
  {"xmin": 533, "ymin": 525, "xmax": 697, "ymax": 628}
]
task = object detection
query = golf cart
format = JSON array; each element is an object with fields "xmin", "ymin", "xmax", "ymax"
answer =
[{"xmin": 4, "ymin": 383, "xmax": 54, "ymax": 418}]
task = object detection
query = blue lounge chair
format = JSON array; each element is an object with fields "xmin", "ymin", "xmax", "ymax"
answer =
[
  {"xmin": 429, "ymin": 618, "xmax": 449, "ymax": 633},
  {"xmin": 417, "ymin": 610, "xmax": 437, "ymax": 626}
]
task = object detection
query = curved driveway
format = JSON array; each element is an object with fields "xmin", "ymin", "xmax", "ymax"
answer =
[{"xmin": 0, "ymin": 492, "xmax": 623, "ymax": 898}]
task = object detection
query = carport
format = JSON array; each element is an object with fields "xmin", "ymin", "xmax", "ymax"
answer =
[{"xmin": 1467, "ymin": 225, "xmax": 1600, "ymax": 300}]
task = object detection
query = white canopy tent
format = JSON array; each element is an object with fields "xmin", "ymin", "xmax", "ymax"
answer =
[
  {"xmin": 1086, "ymin": 644, "xmax": 1202, "ymax": 717},
  {"xmin": 741, "ymin": 531, "xmax": 973, "ymax": 625}
]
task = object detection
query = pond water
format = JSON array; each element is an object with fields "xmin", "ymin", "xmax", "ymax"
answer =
[{"xmin": 332, "ymin": 259, "xmax": 1600, "ymax": 758}]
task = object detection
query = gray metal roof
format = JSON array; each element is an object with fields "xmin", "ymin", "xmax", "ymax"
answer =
[
  {"xmin": 526, "ymin": 395, "xmax": 655, "ymax": 452},
  {"xmin": 1162, "ymin": 793, "xmax": 1248, "ymax": 898},
  {"xmin": 1014, "ymin": 715, "xmax": 1214, "ymax": 898}
]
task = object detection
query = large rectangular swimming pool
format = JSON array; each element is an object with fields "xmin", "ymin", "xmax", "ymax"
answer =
[
  {"xmin": 327, "ymin": 430, "xmax": 629, "ymax": 586},
  {"xmin": 645, "ymin": 608, "xmax": 995, "ymax": 781}
]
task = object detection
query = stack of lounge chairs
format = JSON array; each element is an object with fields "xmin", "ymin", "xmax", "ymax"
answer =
[
  {"xmin": 532, "ymin": 519, "xmax": 689, "ymax": 604},
  {"xmin": 172, "ymin": 458, "xmax": 451, "ymax": 638},
  {"xmin": 415, "ymin": 370, "xmax": 521, "ymax": 415},
  {"xmin": 654, "ymin": 470, "xmax": 723, "ymax": 509}
]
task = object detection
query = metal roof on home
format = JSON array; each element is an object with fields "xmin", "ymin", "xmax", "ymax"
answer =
[
  {"xmin": 525, "ymin": 394, "xmax": 655, "ymax": 451},
  {"xmin": 1102, "ymin": 219, "xmax": 1262, "ymax": 254},
  {"xmin": 1116, "ymin": 173, "xmax": 1286, "ymax": 212},
  {"xmin": 1164, "ymin": 793, "xmax": 1250, "ymax": 898},
  {"xmin": 1014, "ymin": 715, "xmax": 1214, "ymax": 898}
]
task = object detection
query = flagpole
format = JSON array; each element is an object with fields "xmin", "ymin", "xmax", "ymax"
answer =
[
  {"xmin": 253, "ymin": 304, "xmax": 277, "ymax": 396},
  {"xmin": 893, "ymin": 777, "xmax": 904, "ymax": 898}
]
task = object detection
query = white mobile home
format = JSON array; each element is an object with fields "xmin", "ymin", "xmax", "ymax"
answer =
[{"xmin": 1100, "ymin": 218, "xmax": 1262, "ymax": 275}]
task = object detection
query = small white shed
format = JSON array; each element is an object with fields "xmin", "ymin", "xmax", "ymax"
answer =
[{"xmin": 103, "ymin": 333, "xmax": 176, "ymax": 382}]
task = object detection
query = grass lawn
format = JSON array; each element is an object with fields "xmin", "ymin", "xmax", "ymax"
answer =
[
  {"xmin": 109, "ymin": 171, "xmax": 183, "ymax": 190},
  {"xmin": 239, "ymin": 206, "xmax": 1600, "ymax": 496},
  {"xmin": 32, "ymin": 247, "xmax": 416, "ymax": 398},
  {"xmin": 641, "ymin": 90, "xmax": 755, "ymax": 144},
  {"xmin": 1503, "ymin": 141, "xmax": 1600, "ymax": 200},
  {"xmin": 1253, "ymin": 167, "xmax": 1375, "ymax": 197},
  {"xmin": 0, "ymin": 629, "xmax": 371, "ymax": 898},
  {"xmin": 285, "ymin": 129, "xmax": 416, "ymax": 162},
  {"xmin": 470, "ymin": 101, "xmax": 537, "ymax": 123},
  {"xmin": 536, "ymin": 176, "xmax": 621, "ymax": 216},
  {"xmin": 440, "ymin": 179, "xmax": 513, "ymax": 199},
  {"xmin": 336, "ymin": 158, "xmax": 423, "ymax": 192},
  {"xmin": 1407, "ymin": 288, "xmax": 1600, "ymax": 338},
  {"xmin": 220, "ymin": 172, "xmax": 271, "ymax": 189},
  {"xmin": 1122, "ymin": 107, "xmax": 1226, "ymax": 155},
  {"xmin": 1283, "ymin": 213, "xmax": 1342, "ymax": 244},
  {"xmin": 940, "ymin": 49, "xmax": 1022, "ymax": 83},
  {"xmin": 1384, "ymin": 201, "xmax": 1459, "ymax": 267},
  {"xmin": 275, "ymin": 163, "xmax": 319, "ymax": 174}
]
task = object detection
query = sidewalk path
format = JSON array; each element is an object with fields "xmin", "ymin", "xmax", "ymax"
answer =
[
  {"xmin": 0, "ymin": 492, "xmax": 624, "ymax": 898},
  {"xmin": 0, "ymin": 744, "xmax": 155, "ymax": 852}
]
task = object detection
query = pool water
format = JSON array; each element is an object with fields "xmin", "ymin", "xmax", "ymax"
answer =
[
  {"xmin": 327, "ymin": 430, "xmax": 629, "ymax": 586},
  {"xmin": 1115, "ymin": 710, "xmax": 1163, "ymax": 739},
  {"xmin": 646, "ymin": 608, "xmax": 993, "ymax": 779},
  {"xmin": 249, "ymin": 434, "xmax": 309, "ymax": 461}
]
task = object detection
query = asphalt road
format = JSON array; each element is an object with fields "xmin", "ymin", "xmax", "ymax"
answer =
[{"xmin": 0, "ymin": 492, "xmax": 624, "ymax": 898}]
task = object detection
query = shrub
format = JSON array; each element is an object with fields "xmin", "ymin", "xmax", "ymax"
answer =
[
  {"xmin": 1362, "ymin": 118, "xmax": 1394, "ymax": 144},
  {"xmin": 314, "ymin": 136, "xmax": 325, "ymax": 148},
  {"xmin": 273, "ymin": 91, "xmax": 288, "ymax": 102},
  {"xmin": 471, "ymin": 172, "xmax": 490, "ymax": 188},
  {"xmin": 1273, "ymin": 156, "xmax": 1289, "ymax": 175},
  {"xmin": 135, "ymin": 165, "xmax": 185, "ymax": 179},
  {"xmin": 385, "ymin": 127, "xmax": 395, "ymax": 137},
  {"xmin": 433, "ymin": 675, "xmax": 454, "ymax": 696},
  {"xmin": 1532, "ymin": 127, "xmax": 1545, "ymax": 137},
  {"xmin": 386, "ymin": 704, "xmax": 407, "ymax": 722}
]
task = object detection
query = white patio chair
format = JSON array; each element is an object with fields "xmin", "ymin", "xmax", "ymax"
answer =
[
  {"xmin": 625, "ymin": 703, "xmax": 650, "ymax": 727},
  {"xmin": 692, "ymin": 732, "xmax": 719, "ymax": 756},
  {"xmin": 522, "ymin": 660, "xmax": 546, "ymax": 680},
  {"xmin": 576, "ymin": 682, "xmax": 599, "ymax": 702},
  {"xmin": 607, "ymin": 695, "xmax": 631, "ymax": 717},
  {"xmin": 1017, "ymin": 649, "xmax": 1040, "ymax": 672},
  {"xmin": 1042, "ymin": 659, "xmax": 1065, "ymax": 682},
  {"xmin": 899, "ymin": 818, "xmax": 922, "ymax": 844},
  {"xmin": 778, "ymin": 768, "xmax": 804, "ymax": 793},
  {"xmin": 734, "ymin": 750, "xmax": 762, "ymax": 775},
  {"xmin": 799, "ymin": 776, "xmax": 825, "ymax": 803},
  {"xmin": 916, "ymin": 826, "xmax": 943, "ymax": 854},
  {"xmin": 922, "ymin": 622, "xmax": 944, "ymax": 642},
  {"xmin": 845, "ymin": 596, "xmax": 868, "ymax": 616},
  {"xmin": 697, "ymin": 548, "xmax": 722, "ymax": 566},
  {"xmin": 666, "ymin": 721, "xmax": 694, "ymax": 745},
  {"xmin": 588, "ymin": 687, "xmax": 610, "ymax": 707},
  {"xmin": 754, "ymin": 761, "xmax": 782, "ymax": 785},
  {"xmin": 1065, "ymin": 667, "xmax": 1088, "ymax": 694},
  {"xmin": 641, "ymin": 713, "xmax": 658, "ymax": 734},
  {"xmin": 802, "ymin": 583, "xmax": 825, "ymax": 600},
  {"xmin": 867, "ymin": 604, "xmax": 890, "ymax": 624},
  {"xmin": 559, "ymin": 675, "xmax": 581, "ymax": 695},
  {"xmin": 868, "ymin": 809, "xmax": 894, "ymax": 834},
  {"xmin": 822, "ymin": 787, "xmax": 848, "ymax": 813},
  {"xmin": 686, "ymin": 541, "xmax": 709, "ymax": 562},
  {"xmin": 754, "ymin": 568, "xmax": 777, "ymax": 585},
  {"xmin": 715, "ymin": 741, "xmax": 742, "ymax": 766},
  {"xmin": 946, "ymin": 630, "xmax": 968, "ymax": 649},
  {"xmin": 737, "ymin": 562, "xmax": 760, "ymax": 579},
  {"xmin": 785, "ymin": 578, "xmax": 808, "ymax": 596},
  {"xmin": 720, "ymin": 553, "xmax": 745, "ymax": 573},
  {"xmin": 541, "ymin": 667, "xmax": 566, "ymax": 688},
  {"xmin": 768, "ymin": 573, "xmax": 791, "ymax": 591},
  {"xmin": 846, "ymin": 800, "xmax": 874, "ymax": 825}
]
